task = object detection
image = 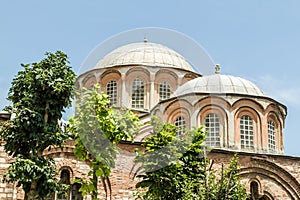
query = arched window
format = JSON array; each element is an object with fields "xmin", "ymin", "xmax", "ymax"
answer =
[
  {"xmin": 132, "ymin": 78, "xmax": 144, "ymax": 109},
  {"xmin": 268, "ymin": 120, "xmax": 276, "ymax": 152},
  {"xmin": 106, "ymin": 80, "xmax": 117, "ymax": 105},
  {"xmin": 174, "ymin": 116, "xmax": 186, "ymax": 135},
  {"xmin": 205, "ymin": 113, "xmax": 220, "ymax": 147},
  {"xmin": 56, "ymin": 169, "xmax": 82, "ymax": 200},
  {"xmin": 57, "ymin": 169, "xmax": 70, "ymax": 200},
  {"xmin": 250, "ymin": 181, "xmax": 260, "ymax": 200},
  {"xmin": 159, "ymin": 81, "xmax": 171, "ymax": 101},
  {"xmin": 240, "ymin": 115, "xmax": 254, "ymax": 149}
]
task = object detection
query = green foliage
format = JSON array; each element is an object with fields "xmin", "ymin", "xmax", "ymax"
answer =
[
  {"xmin": 134, "ymin": 119, "xmax": 206, "ymax": 200},
  {"xmin": 3, "ymin": 157, "xmax": 66, "ymax": 199},
  {"xmin": 0, "ymin": 51, "xmax": 76, "ymax": 199},
  {"xmin": 212, "ymin": 154, "xmax": 248, "ymax": 200},
  {"xmin": 134, "ymin": 120, "xmax": 248, "ymax": 200},
  {"xmin": 69, "ymin": 84, "xmax": 140, "ymax": 199}
]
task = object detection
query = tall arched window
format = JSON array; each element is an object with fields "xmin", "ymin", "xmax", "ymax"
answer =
[
  {"xmin": 57, "ymin": 169, "xmax": 70, "ymax": 200},
  {"xmin": 205, "ymin": 113, "xmax": 220, "ymax": 147},
  {"xmin": 268, "ymin": 120, "xmax": 276, "ymax": 152},
  {"xmin": 174, "ymin": 116, "xmax": 186, "ymax": 135},
  {"xmin": 106, "ymin": 80, "xmax": 117, "ymax": 105},
  {"xmin": 132, "ymin": 78, "xmax": 144, "ymax": 109},
  {"xmin": 159, "ymin": 81, "xmax": 171, "ymax": 101},
  {"xmin": 240, "ymin": 115, "xmax": 254, "ymax": 149},
  {"xmin": 57, "ymin": 169, "xmax": 82, "ymax": 200}
]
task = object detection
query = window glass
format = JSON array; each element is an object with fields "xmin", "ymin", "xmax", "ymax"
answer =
[
  {"xmin": 132, "ymin": 78, "xmax": 144, "ymax": 109},
  {"xmin": 159, "ymin": 81, "xmax": 171, "ymax": 101},
  {"xmin": 240, "ymin": 115, "xmax": 254, "ymax": 149},
  {"xmin": 174, "ymin": 116, "xmax": 186, "ymax": 135},
  {"xmin": 268, "ymin": 120, "xmax": 276, "ymax": 152},
  {"xmin": 106, "ymin": 80, "xmax": 117, "ymax": 105},
  {"xmin": 205, "ymin": 113, "xmax": 221, "ymax": 147}
]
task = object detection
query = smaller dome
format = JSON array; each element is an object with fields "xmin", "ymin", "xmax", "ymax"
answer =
[
  {"xmin": 94, "ymin": 42, "xmax": 195, "ymax": 72},
  {"xmin": 173, "ymin": 74, "xmax": 265, "ymax": 97}
]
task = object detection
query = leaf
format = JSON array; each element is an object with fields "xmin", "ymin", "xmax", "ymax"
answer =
[{"xmin": 95, "ymin": 169, "xmax": 102, "ymax": 177}]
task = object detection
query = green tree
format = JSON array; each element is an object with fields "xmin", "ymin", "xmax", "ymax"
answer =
[
  {"xmin": 211, "ymin": 154, "xmax": 248, "ymax": 200},
  {"xmin": 69, "ymin": 84, "xmax": 140, "ymax": 199},
  {"xmin": 134, "ymin": 120, "xmax": 248, "ymax": 200},
  {"xmin": 0, "ymin": 51, "xmax": 76, "ymax": 199}
]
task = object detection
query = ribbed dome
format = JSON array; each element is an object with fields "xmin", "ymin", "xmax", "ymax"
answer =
[
  {"xmin": 173, "ymin": 74, "xmax": 265, "ymax": 97},
  {"xmin": 94, "ymin": 42, "xmax": 195, "ymax": 72}
]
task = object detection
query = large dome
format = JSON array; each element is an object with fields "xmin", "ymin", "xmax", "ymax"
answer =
[
  {"xmin": 173, "ymin": 74, "xmax": 265, "ymax": 97},
  {"xmin": 94, "ymin": 42, "xmax": 195, "ymax": 72}
]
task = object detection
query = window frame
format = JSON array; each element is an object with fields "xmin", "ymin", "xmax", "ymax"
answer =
[
  {"xmin": 198, "ymin": 105, "xmax": 227, "ymax": 148},
  {"xmin": 159, "ymin": 81, "xmax": 171, "ymax": 101},
  {"xmin": 174, "ymin": 115, "xmax": 186, "ymax": 135},
  {"xmin": 204, "ymin": 113, "xmax": 221, "ymax": 147},
  {"xmin": 131, "ymin": 77, "xmax": 145, "ymax": 109},
  {"xmin": 240, "ymin": 115, "xmax": 255, "ymax": 150},
  {"xmin": 106, "ymin": 80, "xmax": 118, "ymax": 106},
  {"xmin": 267, "ymin": 120, "xmax": 276, "ymax": 152},
  {"xmin": 55, "ymin": 168, "xmax": 82, "ymax": 200}
]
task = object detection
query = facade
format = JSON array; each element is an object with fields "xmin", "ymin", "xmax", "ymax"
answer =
[{"xmin": 0, "ymin": 40, "xmax": 300, "ymax": 199}]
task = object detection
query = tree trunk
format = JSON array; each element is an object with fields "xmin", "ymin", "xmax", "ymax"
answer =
[
  {"xmin": 44, "ymin": 102, "xmax": 49, "ymax": 126},
  {"xmin": 25, "ymin": 181, "xmax": 38, "ymax": 200}
]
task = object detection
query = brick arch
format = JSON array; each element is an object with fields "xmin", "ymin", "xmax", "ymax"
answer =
[
  {"xmin": 82, "ymin": 73, "xmax": 97, "ymax": 89},
  {"xmin": 58, "ymin": 166, "xmax": 74, "ymax": 183},
  {"xmin": 198, "ymin": 104, "xmax": 228, "ymax": 148},
  {"xmin": 235, "ymin": 106, "xmax": 261, "ymax": 126},
  {"xmin": 193, "ymin": 96, "xmax": 232, "ymax": 110},
  {"xmin": 234, "ymin": 105, "xmax": 262, "ymax": 151},
  {"xmin": 246, "ymin": 178, "xmax": 276, "ymax": 199},
  {"xmin": 99, "ymin": 70, "xmax": 122, "ymax": 105},
  {"xmin": 182, "ymin": 72, "xmax": 199, "ymax": 84},
  {"xmin": 155, "ymin": 69, "xmax": 178, "ymax": 80},
  {"xmin": 267, "ymin": 111, "xmax": 281, "ymax": 129},
  {"xmin": 265, "ymin": 103, "xmax": 287, "ymax": 122},
  {"xmin": 125, "ymin": 67, "xmax": 151, "ymax": 110},
  {"xmin": 125, "ymin": 68, "xmax": 151, "ymax": 89},
  {"xmin": 153, "ymin": 108, "xmax": 164, "ymax": 121},
  {"xmin": 198, "ymin": 104, "xmax": 228, "ymax": 126},
  {"xmin": 100, "ymin": 70, "xmax": 122, "ymax": 90},
  {"xmin": 168, "ymin": 108, "xmax": 190, "ymax": 129},
  {"xmin": 232, "ymin": 98, "xmax": 264, "ymax": 113},
  {"xmin": 239, "ymin": 157, "xmax": 300, "ymax": 199},
  {"xmin": 264, "ymin": 103, "xmax": 285, "ymax": 127},
  {"xmin": 55, "ymin": 158, "xmax": 88, "ymax": 184},
  {"xmin": 266, "ymin": 111, "xmax": 283, "ymax": 153},
  {"xmin": 137, "ymin": 122, "xmax": 153, "ymax": 142},
  {"xmin": 100, "ymin": 69, "xmax": 121, "ymax": 80},
  {"xmin": 262, "ymin": 191, "xmax": 275, "ymax": 200},
  {"xmin": 261, "ymin": 103, "xmax": 285, "ymax": 154},
  {"xmin": 125, "ymin": 66, "xmax": 150, "ymax": 78},
  {"xmin": 163, "ymin": 98, "xmax": 193, "ymax": 117},
  {"xmin": 247, "ymin": 178, "xmax": 263, "ymax": 196},
  {"xmin": 155, "ymin": 69, "xmax": 178, "ymax": 103}
]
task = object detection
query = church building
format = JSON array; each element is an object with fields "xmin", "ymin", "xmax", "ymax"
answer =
[{"xmin": 1, "ymin": 39, "xmax": 300, "ymax": 199}]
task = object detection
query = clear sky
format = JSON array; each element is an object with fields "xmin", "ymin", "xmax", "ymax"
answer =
[{"xmin": 1, "ymin": 1, "xmax": 300, "ymax": 156}]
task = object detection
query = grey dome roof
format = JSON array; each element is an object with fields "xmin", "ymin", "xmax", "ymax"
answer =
[
  {"xmin": 173, "ymin": 74, "xmax": 265, "ymax": 97},
  {"xmin": 94, "ymin": 42, "xmax": 195, "ymax": 72}
]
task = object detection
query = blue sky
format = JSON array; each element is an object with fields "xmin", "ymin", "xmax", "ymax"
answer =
[{"xmin": 1, "ymin": 1, "xmax": 300, "ymax": 155}]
